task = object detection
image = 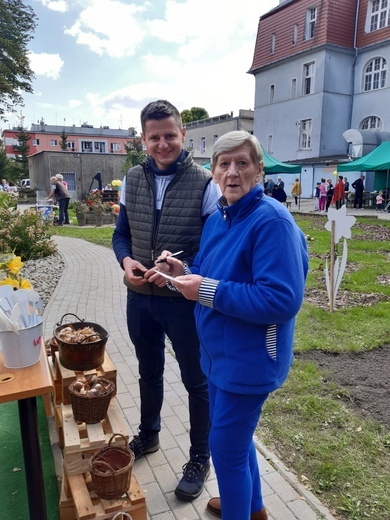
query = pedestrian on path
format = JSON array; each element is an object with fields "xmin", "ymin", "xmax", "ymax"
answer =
[
  {"xmin": 331, "ymin": 175, "xmax": 345, "ymax": 209},
  {"xmin": 112, "ymin": 100, "xmax": 220, "ymax": 502},
  {"xmin": 291, "ymin": 178, "xmax": 301, "ymax": 205},
  {"xmin": 352, "ymin": 174, "xmax": 365, "ymax": 209},
  {"xmin": 161, "ymin": 131, "xmax": 308, "ymax": 520},
  {"xmin": 46, "ymin": 176, "xmax": 70, "ymax": 225}
]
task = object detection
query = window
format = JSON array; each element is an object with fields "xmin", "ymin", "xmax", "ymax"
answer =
[
  {"xmin": 94, "ymin": 142, "xmax": 106, "ymax": 153},
  {"xmin": 32, "ymin": 139, "xmax": 40, "ymax": 146},
  {"xmin": 270, "ymin": 34, "xmax": 276, "ymax": 53},
  {"xmin": 369, "ymin": 0, "xmax": 390, "ymax": 32},
  {"xmin": 293, "ymin": 24, "xmax": 298, "ymax": 44},
  {"xmin": 299, "ymin": 119, "xmax": 312, "ymax": 150},
  {"xmin": 303, "ymin": 62, "xmax": 315, "ymax": 95},
  {"xmin": 270, "ymin": 84, "xmax": 275, "ymax": 104},
  {"xmin": 50, "ymin": 139, "xmax": 57, "ymax": 146},
  {"xmin": 291, "ymin": 78, "xmax": 297, "ymax": 98},
  {"xmin": 59, "ymin": 172, "xmax": 76, "ymax": 191},
  {"xmin": 364, "ymin": 57, "xmax": 387, "ymax": 91},
  {"xmin": 213, "ymin": 135, "xmax": 219, "ymax": 144},
  {"xmin": 67, "ymin": 141, "xmax": 75, "ymax": 151},
  {"xmin": 267, "ymin": 135, "xmax": 273, "ymax": 154},
  {"xmin": 110, "ymin": 143, "xmax": 120, "ymax": 152},
  {"xmin": 360, "ymin": 116, "xmax": 383, "ymax": 131},
  {"xmin": 200, "ymin": 137, "xmax": 206, "ymax": 154},
  {"xmin": 81, "ymin": 141, "xmax": 93, "ymax": 152},
  {"xmin": 188, "ymin": 138, "xmax": 194, "ymax": 150},
  {"xmin": 304, "ymin": 7, "xmax": 317, "ymax": 40}
]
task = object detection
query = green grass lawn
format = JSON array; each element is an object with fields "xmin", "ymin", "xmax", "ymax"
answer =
[{"xmin": 52, "ymin": 215, "xmax": 390, "ymax": 520}]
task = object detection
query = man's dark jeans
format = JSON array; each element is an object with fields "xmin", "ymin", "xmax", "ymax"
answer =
[
  {"xmin": 58, "ymin": 197, "xmax": 70, "ymax": 224},
  {"xmin": 127, "ymin": 290, "xmax": 210, "ymax": 461}
]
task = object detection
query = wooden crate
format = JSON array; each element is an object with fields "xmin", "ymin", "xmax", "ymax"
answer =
[
  {"xmin": 58, "ymin": 398, "xmax": 128, "ymax": 456},
  {"xmin": 59, "ymin": 470, "xmax": 146, "ymax": 520},
  {"xmin": 52, "ymin": 351, "xmax": 117, "ymax": 406}
]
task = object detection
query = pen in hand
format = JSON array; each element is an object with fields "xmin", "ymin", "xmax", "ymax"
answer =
[{"xmin": 155, "ymin": 250, "xmax": 184, "ymax": 264}]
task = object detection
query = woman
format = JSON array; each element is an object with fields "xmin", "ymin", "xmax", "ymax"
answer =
[
  {"xmin": 331, "ymin": 175, "xmax": 345, "ymax": 209},
  {"xmin": 291, "ymin": 177, "xmax": 301, "ymax": 205},
  {"xmin": 157, "ymin": 131, "xmax": 308, "ymax": 519}
]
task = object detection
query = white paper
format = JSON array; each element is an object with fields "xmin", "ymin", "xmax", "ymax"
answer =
[{"xmin": 152, "ymin": 269, "xmax": 184, "ymax": 284}]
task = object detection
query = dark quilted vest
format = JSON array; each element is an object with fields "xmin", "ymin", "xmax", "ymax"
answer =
[{"xmin": 124, "ymin": 154, "xmax": 212, "ymax": 296}]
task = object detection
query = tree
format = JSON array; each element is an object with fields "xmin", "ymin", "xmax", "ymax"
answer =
[
  {"xmin": 60, "ymin": 130, "xmax": 68, "ymax": 151},
  {"xmin": 181, "ymin": 107, "xmax": 209, "ymax": 124},
  {"xmin": 0, "ymin": 0, "xmax": 37, "ymax": 121},
  {"xmin": 123, "ymin": 137, "xmax": 146, "ymax": 170},
  {"xmin": 13, "ymin": 117, "xmax": 31, "ymax": 178}
]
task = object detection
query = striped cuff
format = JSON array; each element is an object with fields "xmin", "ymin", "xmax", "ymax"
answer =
[{"xmin": 199, "ymin": 278, "xmax": 219, "ymax": 308}]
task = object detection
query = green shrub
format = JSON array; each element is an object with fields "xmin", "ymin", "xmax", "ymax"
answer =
[{"xmin": 0, "ymin": 207, "xmax": 57, "ymax": 260}]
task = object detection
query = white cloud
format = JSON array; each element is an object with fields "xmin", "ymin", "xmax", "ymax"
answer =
[
  {"xmin": 68, "ymin": 99, "xmax": 83, "ymax": 108},
  {"xmin": 64, "ymin": 0, "xmax": 148, "ymax": 58},
  {"xmin": 39, "ymin": 0, "xmax": 68, "ymax": 13},
  {"xmin": 28, "ymin": 52, "xmax": 64, "ymax": 79}
]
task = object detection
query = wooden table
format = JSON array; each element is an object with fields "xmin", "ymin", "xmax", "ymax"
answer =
[{"xmin": 0, "ymin": 342, "xmax": 54, "ymax": 519}]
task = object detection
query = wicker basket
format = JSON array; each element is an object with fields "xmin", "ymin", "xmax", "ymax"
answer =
[
  {"xmin": 90, "ymin": 434, "xmax": 135, "ymax": 500},
  {"xmin": 69, "ymin": 377, "xmax": 115, "ymax": 424}
]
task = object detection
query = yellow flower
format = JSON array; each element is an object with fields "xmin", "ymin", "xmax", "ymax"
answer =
[
  {"xmin": 19, "ymin": 278, "xmax": 33, "ymax": 290},
  {"xmin": 0, "ymin": 277, "xmax": 19, "ymax": 288},
  {"xmin": 7, "ymin": 256, "xmax": 24, "ymax": 275}
]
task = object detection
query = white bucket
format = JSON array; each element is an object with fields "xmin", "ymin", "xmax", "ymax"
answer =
[{"xmin": 0, "ymin": 317, "xmax": 43, "ymax": 369}]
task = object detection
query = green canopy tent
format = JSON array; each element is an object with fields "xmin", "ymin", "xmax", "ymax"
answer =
[
  {"xmin": 203, "ymin": 147, "xmax": 301, "ymax": 174},
  {"xmin": 338, "ymin": 141, "xmax": 390, "ymax": 204}
]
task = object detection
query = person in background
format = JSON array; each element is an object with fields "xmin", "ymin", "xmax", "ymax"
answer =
[
  {"xmin": 264, "ymin": 177, "xmax": 274, "ymax": 196},
  {"xmin": 352, "ymin": 175, "xmax": 365, "ymax": 209},
  {"xmin": 326, "ymin": 178, "xmax": 334, "ymax": 211},
  {"xmin": 318, "ymin": 178, "xmax": 327, "ymax": 211},
  {"xmin": 314, "ymin": 181, "xmax": 321, "ymax": 211},
  {"xmin": 7, "ymin": 181, "xmax": 18, "ymax": 193},
  {"xmin": 1, "ymin": 179, "xmax": 9, "ymax": 191},
  {"xmin": 46, "ymin": 176, "xmax": 70, "ymax": 225},
  {"xmin": 276, "ymin": 177, "xmax": 284, "ymax": 190},
  {"xmin": 56, "ymin": 173, "xmax": 68, "ymax": 189},
  {"xmin": 343, "ymin": 177, "xmax": 349, "ymax": 205},
  {"xmin": 291, "ymin": 177, "xmax": 301, "ymax": 205},
  {"xmin": 112, "ymin": 99, "xmax": 220, "ymax": 502},
  {"xmin": 159, "ymin": 131, "xmax": 308, "ymax": 520},
  {"xmin": 331, "ymin": 175, "xmax": 345, "ymax": 209},
  {"xmin": 272, "ymin": 183, "xmax": 287, "ymax": 204},
  {"xmin": 376, "ymin": 190, "xmax": 384, "ymax": 211}
]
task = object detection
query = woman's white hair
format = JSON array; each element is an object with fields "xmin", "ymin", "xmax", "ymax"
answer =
[
  {"xmin": 211, "ymin": 131, "xmax": 263, "ymax": 169},
  {"xmin": 56, "ymin": 174, "xmax": 63, "ymax": 180}
]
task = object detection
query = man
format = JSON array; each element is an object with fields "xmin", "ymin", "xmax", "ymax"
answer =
[
  {"xmin": 112, "ymin": 100, "xmax": 220, "ymax": 501},
  {"xmin": 1, "ymin": 179, "xmax": 9, "ymax": 191},
  {"xmin": 56, "ymin": 173, "xmax": 68, "ymax": 189},
  {"xmin": 45, "ymin": 176, "xmax": 70, "ymax": 225},
  {"xmin": 352, "ymin": 174, "xmax": 365, "ymax": 209},
  {"xmin": 276, "ymin": 177, "xmax": 284, "ymax": 190}
]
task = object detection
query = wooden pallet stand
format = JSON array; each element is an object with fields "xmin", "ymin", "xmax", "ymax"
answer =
[
  {"xmin": 59, "ymin": 470, "xmax": 146, "ymax": 520},
  {"xmin": 61, "ymin": 399, "xmax": 129, "ymax": 474},
  {"xmin": 52, "ymin": 351, "xmax": 117, "ymax": 405}
]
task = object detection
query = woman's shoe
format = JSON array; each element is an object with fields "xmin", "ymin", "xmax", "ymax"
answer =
[{"xmin": 206, "ymin": 497, "xmax": 268, "ymax": 519}]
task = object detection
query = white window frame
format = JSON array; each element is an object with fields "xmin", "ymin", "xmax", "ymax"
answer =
[
  {"xmin": 67, "ymin": 141, "xmax": 75, "ymax": 151},
  {"xmin": 291, "ymin": 78, "xmax": 297, "ymax": 98},
  {"xmin": 213, "ymin": 135, "xmax": 219, "ymax": 144},
  {"xmin": 270, "ymin": 34, "xmax": 276, "ymax": 53},
  {"xmin": 32, "ymin": 139, "xmax": 40, "ymax": 146},
  {"xmin": 363, "ymin": 57, "xmax": 387, "ymax": 91},
  {"xmin": 110, "ymin": 143, "xmax": 120, "ymax": 152},
  {"xmin": 299, "ymin": 119, "xmax": 312, "ymax": 150},
  {"xmin": 368, "ymin": 0, "xmax": 390, "ymax": 32},
  {"xmin": 267, "ymin": 134, "xmax": 273, "ymax": 154},
  {"xmin": 200, "ymin": 137, "xmax": 206, "ymax": 154},
  {"xmin": 303, "ymin": 62, "xmax": 315, "ymax": 95},
  {"xmin": 359, "ymin": 116, "xmax": 383, "ymax": 131},
  {"xmin": 50, "ymin": 139, "xmax": 57, "ymax": 146},
  {"xmin": 293, "ymin": 24, "xmax": 298, "ymax": 44},
  {"xmin": 270, "ymin": 84, "xmax": 275, "ymax": 104},
  {"xmin": 304, "ymin": 7, "xmax": 317, "ymax": 40},
  {"xmin": 81, "ymin": 141, "xmax": 93, "ymax": 152},
  {"xmin": 188, "ymin": 138, "xmax": 194, "ymax": 150}
]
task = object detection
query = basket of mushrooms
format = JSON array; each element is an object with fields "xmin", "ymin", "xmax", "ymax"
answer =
[{"xmin": 69, "ymin": 375, "xmax": 115, "ymax": 423}]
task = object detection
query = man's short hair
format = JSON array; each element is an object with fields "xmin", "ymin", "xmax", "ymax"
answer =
[{"xmin": 140, "ymin": 100, "xmax": 182, "ymax": 133}]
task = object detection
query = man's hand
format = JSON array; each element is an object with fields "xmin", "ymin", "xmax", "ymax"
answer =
[
  {"xmin": 123, "ymin": 257, "xmax": 149, "ymax": 286},
  {"xmin": 171, "ymin": 274, "xmax": 203, "ymax": 301}
]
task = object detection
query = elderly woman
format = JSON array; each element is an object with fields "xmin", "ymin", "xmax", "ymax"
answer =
[{"xmin": 157, "ymin": 131, "xmax": 308, "ymax": 519}]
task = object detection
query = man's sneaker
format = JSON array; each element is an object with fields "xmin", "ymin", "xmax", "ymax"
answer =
[
  {"xmin": 129, "ymin": 435, "xmax": 160, "ymax": 460},
  {"xmin": 174, "ymin": 460, "xmax": 210, "ymax": 501}
]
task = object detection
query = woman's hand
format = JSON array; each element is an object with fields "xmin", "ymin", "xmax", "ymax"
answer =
[{"xmin": 171, "ymin": 274, "xmax": 203, "ymax": 301}]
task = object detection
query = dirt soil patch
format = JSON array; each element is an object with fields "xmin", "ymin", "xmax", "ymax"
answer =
[
  {"xmin": 296, "ymin": 348, "xmax": 390, "ymax": 430},
  {"xmin": 297, "ymin": 215, "xmax": 390, "ymax": 430}
]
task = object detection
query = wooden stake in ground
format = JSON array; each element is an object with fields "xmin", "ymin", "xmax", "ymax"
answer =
[{"xmin": 324, "ymin": 205, "xmax": 356, "ymax": 312}]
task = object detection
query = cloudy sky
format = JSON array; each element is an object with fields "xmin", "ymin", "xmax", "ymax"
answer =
[{"xmin": 5, "ymin": 0, "xmax": 279, "ymax": 134}]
